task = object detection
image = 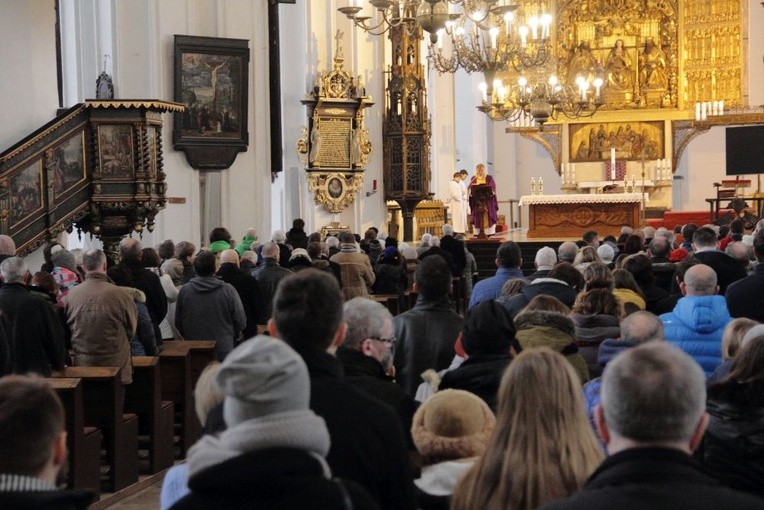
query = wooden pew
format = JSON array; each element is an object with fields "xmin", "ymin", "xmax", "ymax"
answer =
[
  {"xmin": 52, "ymin": 367, "xmax": 139, "ymax": 492},
  {"xmin": 49, "ymin": 378, "xmax": 102, "ymax": 495},
  {"xmin": 162, "ymin": 340, "xmax": 216, "ymax": 388},
  {"xmin": 126, "ymin": 357, "xmax": 175, "ymax": 473},
  {"xmin": 372, "ymin": 294, "xmax": 401, "ymax": 316},
  {"xmin": 158, "ymin": 347, "xmax": 198, "ymax": 457}
]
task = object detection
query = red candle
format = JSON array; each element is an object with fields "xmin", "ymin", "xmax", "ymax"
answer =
[{"xmin": 373, "ymin": 179, "xmax": 377, "ymax": 191}]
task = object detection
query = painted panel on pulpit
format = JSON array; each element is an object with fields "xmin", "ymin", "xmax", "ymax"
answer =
[
  {"xmin": 569, "ymin": 121, "xmax": 665, "ymax": 162},
  {"xmin": 10, "ymin": 160, "xmax": 44, "ymax": 227}
]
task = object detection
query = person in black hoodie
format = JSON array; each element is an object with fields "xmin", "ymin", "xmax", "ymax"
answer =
[
  {"xmin": 703, "ymin": 334, "xmax": 764, "ymax": 498},
  {"xmin": 0, "ymin": 375, "xmax": 95, "ymax": 509},
  {"xmin": 439, "ymin": 300, "xmax": 522, "ymax": 412},
  {"xmin": 286, "ymin": 218, "xmax": 309, "ymax": 250}
]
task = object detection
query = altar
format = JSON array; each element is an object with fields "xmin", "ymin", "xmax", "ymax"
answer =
[{"xmin": 519, "ymin": 194, "xmax": 642, "ymax": 238}]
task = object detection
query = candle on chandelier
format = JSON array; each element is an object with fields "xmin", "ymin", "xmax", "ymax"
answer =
[
  {"xmin": 489, "ymin": 27, "xmax": 499, "ymax": 49},
  {"xmin": 518, "ymin": 26, "xmax": 528, "ymax": 47},
  {"xmin": 695, "ymin": 102, "xmax": 701, "ymax": 121},
  {"xmin": 610, "ymin": 148, "xmax": 616, "ymax": 180},
  {"xmin": 504, "ymin": 12, "xmax": 513, "ymax": 36}
]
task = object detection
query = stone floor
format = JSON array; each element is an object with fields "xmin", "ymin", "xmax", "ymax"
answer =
[{"xmin": 104, "ymin": 479, "xmax": 162, "ymax": 510}]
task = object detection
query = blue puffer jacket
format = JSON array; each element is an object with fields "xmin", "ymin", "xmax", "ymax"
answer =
[{"xmin": 660, "ymin": 295, "xmax": 731, "ymax": 377}]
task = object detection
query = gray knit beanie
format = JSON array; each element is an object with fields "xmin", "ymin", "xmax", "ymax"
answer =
[
  {"xmin": 51, "ymin": 246, "xmax": 78, "ymax": 273},
  {"xmin": 216, "ymin": 336, "xmax": 310, "ymax": 427}
]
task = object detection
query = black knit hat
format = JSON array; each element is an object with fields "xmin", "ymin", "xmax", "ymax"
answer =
[{"xmin": 461, "ymin": 300, "xmax": 519, "ymax": 355}]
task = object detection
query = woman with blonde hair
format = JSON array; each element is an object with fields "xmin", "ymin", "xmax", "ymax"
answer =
[
  {"xmin": 451, "ymin": 348, "xmax": 603, "ymax": 510},
  {"xmin": 573, "ymin": 246, "xmax": 602, "ymax": 271},
  {"xmin": 611, "ymin": 268, "xmax": 646, "ymax": 314},
  {"xmin": 582, "ymin": 262, "xmax": 614, "ymax": 292},
  {"xmin": 708, "ymin": 317, "xmax": 759, "ymax": 383}
]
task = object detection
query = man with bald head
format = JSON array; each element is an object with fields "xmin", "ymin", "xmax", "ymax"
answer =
[
  {"xmin": 557, "ymin": 241, "xmax": 578, "ymax": 264},
  {"xmin": 117, "ymin": 237, "xmax": 167, "ymax": 343},
  {"xmin": 659, "ymin": 264, "xmax": 731, "ymax": 376},
  {"xmin": 216, "ymin": 249, "xmax": 265, "ymax": 338}
]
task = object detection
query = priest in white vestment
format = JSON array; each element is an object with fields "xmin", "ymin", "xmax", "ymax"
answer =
[{"xmin": 449, "ymin": 172, "xmax": 467, "ymax": 234}]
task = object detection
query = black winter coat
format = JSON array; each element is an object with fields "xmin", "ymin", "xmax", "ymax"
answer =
[
  {"xmin": 725, "ymin": 265, "xmax": 764, "ymax": 323},
  {"xmin": 703, "ymin": 379, "xmax": 764, "ymax": 497},
  {"xmin": 693, "ymin": 250, "xmax": 748, "ymax": 294},
  {"xmin": 438, "ymin": 354, "xmax": 512, "ymax": 412},
  {"xmin": 171, "ymin": 447, "xmax": 379, "ymax": 510},
  {"xmin": 0, "ymin": 489, "xmax": 94, "ymax": 510},
  {"xmin": 496, "ymin": 279, "xmax": 578, "ymax": 318},
  {"xmin": 297, "ymin": 348, "xmax": 417, "ymax": 510},
  {"xmin": 119, "ymin": 258, "xmax": 168, "ymax": 341},
  {"xmin": 217, "ymin": 263, "xmax": 266, "ymax": 338}
]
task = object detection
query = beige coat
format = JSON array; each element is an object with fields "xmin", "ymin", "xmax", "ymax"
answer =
[
  {"xmin": 65, "ymin": 272, "xmax": 138, "ymax": 384},
  {"xmin": 330, "ymin": 250, "xmax": 375, "ymax": 300}
]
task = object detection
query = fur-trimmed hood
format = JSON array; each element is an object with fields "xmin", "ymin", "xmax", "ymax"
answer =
[{"xmin": 514, "ymin": 310, "xmax": 575, "ymax": 336}]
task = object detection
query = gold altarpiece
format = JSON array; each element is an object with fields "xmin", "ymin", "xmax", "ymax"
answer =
[
  {"xmin": 298, "ymin": 35, "xmax": 373, "ymax": 214},
  {"xmin": 508, "ymin": 0, "xmax": 748, "ymax": 213}
]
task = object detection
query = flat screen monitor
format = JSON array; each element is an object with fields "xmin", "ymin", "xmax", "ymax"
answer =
[{"xmin": 726, "ymin": 125, "xmax": 764, "ymax": 175}]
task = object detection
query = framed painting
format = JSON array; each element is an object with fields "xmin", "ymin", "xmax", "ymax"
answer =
[
  {"xmin": 53, "ymin": 131, "xmax": 87, "ymax": 198},
  {"xmin": 569, "ymin": 121, "xmax": 665, "ymax": 162},
  {"xmin": 10, "ymin": 159, "xmax": 44, "ymax": 227},
  {"xmin": 98, "ymin": 124, "xmax": 134, "ymax": 179},
  {"xmin": 173, "ymin": 35, "xmax": 250, "ymax": 170}
]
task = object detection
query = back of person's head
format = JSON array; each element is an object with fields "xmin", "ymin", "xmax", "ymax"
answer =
[
  {"xmin": 521, "ymin": 294, "xmax": 570, "ymax": 315},
  {"xmin": 461, "ymin": 300, "xmax": 519, "ymax": 356},
  {"xmin": 51, "ymin": 246, "xmax": 77, "ymax": 273},
  {"xmin": 601, "ymin": 342, "xmax": 706, "ymax": 445},
  {"xmin": 209, "ymin": 227, "xmax": 232, "ymax": 245},
  {"xmin": 573, "ymin": 246, "xmax": 601, "ymax": 266},
  {"xmin": 193, "ymin": 250, "xmax": 217, "ymax": 277},
  {"xmin": 174, "ymin": 241, "xmax": 196, "ymax": 261},
  {"xmin": 548, "ymin": 262, "xmax": 584, "ymax": 292},
  {"xmin": 622, "ymin": 234, "xmax": 643, "ymax": 255},
  {"xmin": 0, "ymin": 375, "xmax": 65, "ymax": 476},
  {"xmin": 620, "ymin": 311, "xmax": 664, "ymax": 344},
  {"xmin": 692, "ymin": 227, "xmax": 718, "ymax": 250},
  {"xmin": 623, "ymin": 253, "xmax": 654, "ymax": 286},
  {"xmin": 82, "ymin": 249, "xmax": 107, "ymax": 272},
  {"xmin": 648, "ymin": 236, "xmax": 671, "ymax": 259},
  {"xmin": 219, "ymin": 249, "xmax": 240, "ymax": 266},
  {"xmin": 500, "ymin": 278, "xmax": 528, "ymax": 297},
  {"xmin": 496, "ymin": 241, "xmax": 521, "ymax": 268},
  {"xmin": 292, "ymin": 218, "xmax": 305, "ymax": 230},
  {"xmin": 572, "ymin": 288, "xmax": 622, "ymax": 318},
  {"xmin": 325, "ymin": 235, "xmax": 339, "ymax": 249},
  {"xmin": 119, "ymin": 237, "xmax": 143, "ymax": 260},
  {"xmin": 557, "ymin": 241, "xmax": 578, "ymax": 263},
  {"xmin": 721, "ymin": 318, "xmax": 758, "ymax": 360},
  {"xmin": 414, "ymin": 256, "xmax": 452, "ymax": 301},
  {"xmin": 723, "ymin": 336, "xmax": 764, "ymax": 384},
  {"xmin": 194, "ymin": 362, "xmax": 224, "ymax": 428},
  {"xmin": 215, "ymin": 336, "xmax": 314, "ymax": 428},
  {"xmin": 429, "ymin": 236, "xmax": 441, "ymax": 248},
  {"xmin": 0, "ymin": 257, "xmax": 28, "ymax": 284},
  {"xmin": 107, "ymin": 264, "xmax": 135, "ymax": 288},
  {"xmin": 307, "ymin": 242, "xmax": 324, "ymax": 260},
  {"xmin": 597, "ymin": 243, "xmax": 615, "ymax": 264},
  {"xmin": 643, "ymin": 226, "xmax": 656, "ymax": 239},
  {"xmin": 273, "ymin": 269, "xmax": 344, "ymax": 352},
  {"xmin": 729, "ymin": 217, "xmax": 745, "ymax": 235},
  {"xmin": 612, "ymin": 269, "xmax": 644, "ymax": 297},
  {"xmin": 342, "ymin": 298, "xmax": 392, "ymax": 350},
  {"xmin": 451, "ymin": 348, "xmax": 603, "ymax": 510},
  {"xmin": 272, "ymin": 230, "xmax": 287, "ymax": 244},
  {"xmin": 752, "ymin": 230, "xmax": 764, "ymax": 263},
  {"xmin": 339, "ymin": 231, "xmax": 355, "ymax": 245},
  {"xmin": 583, "ymin": 230, "xmax": 599, "ymax": 245},
  {"xmin": 682, "ymin": 223, "xmax": 698, "ymax": 242},
  {"xmin": 725, "ymin": 241, "xmax": 750, "ymax": 265},
  {"xmin": 583, "ymin": 262, "xmax": 614, "ymax": 291},
  {"xmin": 420, "ymin": 233, "xmax": 432, "ymax": 247},
  {"xmin": 262, "ymin": 242, "xmax": 280, "ymax": 260},
  {"xmin": 31, "ymin": 271, "xmax": 58, "ymax": 294},
  {"xmin": 741, "ymin": 324, "xmax": 764, "ymax": 348},
  {"xmin": 141, "ymin": 247, "xmax": 161, "ymax": 268},
  {"xmin": 534, "ymin": 246, "xmax": 557, "ymax": 270},
  {"xmin": 412, "ymin": 390, "xmax": 495, "ymax": 466},
  {"xmin": 682, "ymin": 263, "xmax": 717, "ymax": 296},
  {"xmin": 442, "ymin": 224, "xmax": 454, "ymax": 237},
  {"xmin": 0, "ymin": 235, "xmax": 16, "ymax": 257},
  {"xmin": 158, "ymin": 239, "xmax": 175, "ymax": 260}
]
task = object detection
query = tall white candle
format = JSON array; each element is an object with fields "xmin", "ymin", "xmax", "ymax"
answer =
[
  {"xmin": 695, "ymin": 102, "xmax": 701, "ymax": 121},
  {"xmin": 610, "ymin": 148, "xmax": 616, "ymax": 180}
]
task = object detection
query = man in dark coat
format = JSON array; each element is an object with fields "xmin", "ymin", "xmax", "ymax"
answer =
[
  {"xmin": 439, "ymin": 300, "xmax": 521, "ymax": 412},
  {"xmin": 691, "ymin": 227, "xmax": 747, "ymax": 294},
  {"xmin": 118, "ymin": 237, "xmax": 167, "ymax": 343},
  {"xmin": 439, "ymin": 224, "xmax": 466, "ymax": 275},
  {"xmin": 543, "ymin": 342, "xmax": 763, "ymax": 510},
  {"xmin": 338, "ymin": 297, "xmax": 419, "ymax": 450},
  {"xmin": 419, "ymin": 236, "xmax": 459, "ymax": 276},
  {"xmin": 252, "ymin": 242, "xmax": 293, "ymax": 321},
  {"xmin": 0, "ymin": 375, "xmax": 95, "ymax": 509},
  {"xmin": 725, "ymin": 230, "xmax": 764, "ymax": 323},
  {"xmin": 217, "ymin": 249, "xmax": 266, "ymax": 339},
  {"xmin": 0, "ymin": 257, "xmax": 66, "ymax": 376},
  {"xmin": 496, "ymin": 262, "xmax": 577, "ymax": 317},
  {"xmin": 647, "ymin": 236, "xmax": 676, "ymax": 293},
  {"xmin": 269, "ymin": 269, "xmax": 416, "ymax": 510},
  {"xmin": 394, "ymin": 256, "xmax": 463, "ymax": 396}
]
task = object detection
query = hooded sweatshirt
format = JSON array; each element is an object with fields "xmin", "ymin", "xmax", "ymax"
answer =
[
  {"xmin": 660, "ymin": 295, "xmax": 731, "ymax": 376},
  {"xmin": 175, "ymin": 276, "xmax": 246, "ymax": 360}
]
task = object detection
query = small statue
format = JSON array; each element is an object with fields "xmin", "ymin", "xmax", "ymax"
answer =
[{"xmin": 309, "ymin": 121, "xmax": 321, "ymax": 164}]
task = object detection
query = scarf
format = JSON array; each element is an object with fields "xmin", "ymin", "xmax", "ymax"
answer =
[{"xmin": 186, "ymin": 410, "xmax": 331, "ymax": 479}]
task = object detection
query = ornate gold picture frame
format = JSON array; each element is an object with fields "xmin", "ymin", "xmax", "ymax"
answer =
[{"xmin": 570, "ymin": 121, "xmax": 665, "ymax": 162}]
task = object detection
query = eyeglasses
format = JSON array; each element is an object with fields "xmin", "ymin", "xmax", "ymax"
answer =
[{"xmin": 368, "ymin": 336, "xmax": 396, "ymax": 346}]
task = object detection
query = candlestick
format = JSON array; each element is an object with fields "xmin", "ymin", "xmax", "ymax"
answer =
[
  {"xmin": 539, "ymin": 177, "xmax": 544, "ymax": 195},
  {"xmin": 610, "ymin": 148, "xmax": 616, "ymax": 180},
  {"xmin": 530, "ymin": 177, "xmax": 536, "ymax": 195}
]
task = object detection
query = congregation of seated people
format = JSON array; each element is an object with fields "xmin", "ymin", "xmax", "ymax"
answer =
[{"xmin": 0, "ymin": 218, "xmax": 763, "ymax": 509}]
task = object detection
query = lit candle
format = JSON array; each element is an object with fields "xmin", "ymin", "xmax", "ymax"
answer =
[
  {"xmin": 571, "ymin": 163, "xmax": 576, "ymax": 182},
  {"xmin": 701, "ymin": 102, "xmax": 707, "ymax": 120},
  {"xmin": 504, "ymin": 12, "xmax": 513, "ymax": 36},
  {"xmin": 580, "ymin": 82, "xmax": 588, "ymax": 102},
  {"xmin": 518, "ymin": 26, "xmax": 528, "ymax": 47},
  {"xmin": 720, "ymin": 100, "xmax": 725, "ymax": 114},
  {"xmin": 479, "ymin": 82, "xmax": 488, "ymax": 103},
  {"xmin": 490, "ymin": 27, "xmax": 499, "ymax": 49},
  {"xmin": 695, "ymin": 102, "xmax": 701, "ymax": 121},
  {"xmin": 529, "ymin": 16, "xmax": 539, "ymax": 40},
  {"xmin": 610, "ymin": 148, "xmax": 616, "ymax": 180}
]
